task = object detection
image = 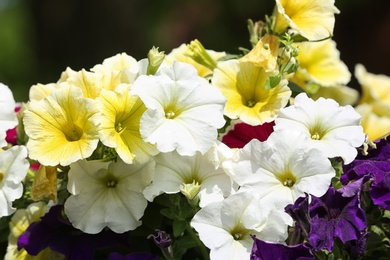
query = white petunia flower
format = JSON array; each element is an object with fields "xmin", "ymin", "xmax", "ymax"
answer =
[
  {"xmin": 191, "ymin": 191, "xmax": 288, "ymax": 260},
  {"xmin": 0, "ymin": 145, "xmax": 29, "ymax": 217},
  {"xmin": 64, "ymin": 158, "xmax": 155, "ymax": 234},
  {"xmin": 143, "ymin": 144, "xmax": 233, "ymax": 208},
  {"xmin": 274, "ymin": 93, "xmax": 365, "ymax": 164},
  {"xmin": 231, "ymin": 130, "xmax": 335, "ymax": 210},
  {"xmin": 0, "ymin": 83, "xmax": 18, "ymax": 148},
  {"xmin": 131, "ymin": 61, "xmax": 226, "ymax": 156}
]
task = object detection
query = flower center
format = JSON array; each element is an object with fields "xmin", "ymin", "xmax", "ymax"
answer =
[
  {"xmin": 165, "ymin": 110, "xmax": 176, "ymax": 119},
  {"xmin": 230, "ymin": 223, "xmax": 249, "ymax": 241},
  {"xmin": 164, "ymin": 103, "xmax": 180, "ymax": 119},
  {"xmin": 246, "ymin": 99, "xmax": 256, "ymax": 108},
  {"xmin": 107, "ymin": 179, "xmax": 117, "ymax": 188},
  {"xmin": 309, "ymin": 124, "xmax": 326, "ymax": 140},
  {"xmin": 0, "ymin": 172, "xmax": 4, "ymax": 183},
  {"xmin": 277, "ymin": 171, "xmax": 297, "ymax": 187},
  {"xmin": 115, "ymin": 122, "xmax": 125, "ymax": 133},
  {"xmin": 63, "ymin": 124, "xmax": 83, "ymax": 142}
]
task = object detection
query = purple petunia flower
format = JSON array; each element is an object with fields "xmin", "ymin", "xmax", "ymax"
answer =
[
  {"xmin": 285, "ymin": 187, "xmax": 367, "ymax": 255},
  {"xmin": 342, "ymin": 135, "xmax": 390, "ymax": 209},
  {"xmin": 221, "ymin": 121, "xmax": 274, "ymax": 148},
  {"xmin": 17, "ymin": 205, "xmax": 132, "ymax": 260},
  {"xmin": 250, "ymin": 236, "xmax": 314, "ymax": 260}
]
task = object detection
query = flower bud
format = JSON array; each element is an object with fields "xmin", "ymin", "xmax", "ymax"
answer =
[
  {"xmin": 185, "ymin": 39, "xmax": 217, "ymax": 71},
  {"xmin": 147, "ymin": 46, "xmax": 165, "ymax": 75}
]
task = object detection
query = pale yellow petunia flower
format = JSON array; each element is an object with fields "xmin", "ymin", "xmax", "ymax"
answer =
[
  {"xmin": 97, "ymin": 84, "xmax": 159, "ymax": 164},
  {"xmin": 23, "ymin": 84, "xmax": 100, "ymax": 166},
  {"xmin": 273, "ymin": 0, "xmax": 339, "ymax": 41},
  {"xmin": 165, "ymin": 42, "xmax": 226, "ymax": 78},
  {"xmin": 355, "ymin": 103, "xmax": 390, "ymax": 141},
  {"xmin": 212, "ymin": 59, "xmax": 291, "ymax": 126},
  {"xmin": 355, "ymin": 64, "xmax": 390, "ymax": 105},
  {"xmin": 240, "ymin": 34, "xmax": 280, "ymax": 72},
  {"xmin": 28, "ymin": 83, "xmax": 60, "ymax": 102},
  {"xmin": 92, "ymin": 52, "xmax": 140, "ymax": 84},
  {"xmin": 310, "ymin": 85, "xmax": 359, "ymax": 106},
  {"xmin": 291, "ymin": 39, "xmax": 351, "ymax": 88},
  {"xmin": 354, "ymin": 64, "xmax": 390, "ymax": 140}
]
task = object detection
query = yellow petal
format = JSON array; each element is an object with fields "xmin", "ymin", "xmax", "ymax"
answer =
[
  {"xmin": 23, "ymin": 85, "xmax": 99, "ymax": 166},
  {"xmin": 31, "ymin": 165, "xmax": 58, "ymax": 202},
  {"xmin": 165, "ymin": 43, "xmax": 226, "ymax": 78},
  {"xmin": 98, "ymin": 85, "xmax": 158, "ymax": 164},
  {"xmin": 274, "ymin": 0, "xmax": 339, "ymax": 41},
  {"xmin": 29, "ymin": 83, "xmax": 59, "ymax": 102},
  {"xmin": 356, "ymin": 103, "xmax": 390, "ymax": 141},
  {"xmin": 213, "ymin": 59, "xmax": 291, "ymax": 125},
  {"xmin": 67, "ymin": 69, "xmax": 102, "ymax": 99},
  {"xmin": 355, "ymin": 64, "xmax": 390, "ymax": 105},
  {"xmin": 292, "ymin": 39, "xmax": 351, "ymax": 87},
  {"xmin": 240, "ymin": 34, "xmax": 280, "ymax": 72}
]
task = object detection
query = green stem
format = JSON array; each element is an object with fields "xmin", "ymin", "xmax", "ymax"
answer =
[{"xmin": 186, "ymin": 224, "xmax": 209, "ymax": 260}]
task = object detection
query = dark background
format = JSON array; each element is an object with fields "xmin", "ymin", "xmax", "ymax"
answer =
[{"xmin": 1, "ymin": 0, "xmax": 389, "ymax": 102}]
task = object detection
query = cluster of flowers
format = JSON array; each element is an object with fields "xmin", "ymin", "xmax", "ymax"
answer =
[{"xmin": 1, "ymin": 0, "xmax": 390, "ymax": 259}]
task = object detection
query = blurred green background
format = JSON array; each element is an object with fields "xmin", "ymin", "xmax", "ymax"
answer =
[{"xmin": 0, "ymin": 0, "xmax": 389, "ymax": 102}]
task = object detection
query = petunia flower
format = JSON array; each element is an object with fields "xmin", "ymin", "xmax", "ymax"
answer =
[
  {"xmin": 238, "ymin": 34, "xmax": 280, "ymax": 73},
  {"xmin": 131, "ymin": 61, "xmax": 226, "ymax": 156},
  {"xmin": 355, "ymin": 103, "xmax": 390, "ymax": 141},
  {"xmin": 97, "ymin": 84, "xmax": 159, "ymax": 164},
  {"xmin": 23, "ymin": 84, "xmax": 100, "ymax": 166},
  {"xmin": 92, "ymin": 52, "xmax": 140, "ymax": 84},
  {"xmin": 231, "ymin": 130, "xmax": 335, "ymax": 210},
  {"xmin": 5, "ymin": 103, "xmax": 21, "ymax": 146},
  {"xmin": 274, "ymin": 93, "xmax": 365, "ymax": 164},
  {"xmin": 64, "ymin": 158, "xmax": 155, "ymax": 234},
  {"xmin": 18, "ymin": 205, "xmax": 131, "ymax": 259},
  {"xmin": 273, "ymin": 0, "xmax": 340, "ymax": 41},
  {"xmin": 285, "ymin": 188, "xmax": 367, "ymax": 256},
  {"xmin": 250, "ymin": 237, "xmax": 314, "ymax": 260},
  {"xmin": 4, "ymin": 202, "xmax": 62, "ymax": 260},
  {"xmin": 0, "ymin": 145, "xmax": 30, "ymax": 217},
  {"xmin": 143, "ymin": 145, "xmax": 232, "ymax": 208},
  {"xmin": 221, "ymin": 121, "xmax": 275, "ymax": 148},
  {"xmin": 165, "ymin": 41, "xmax": 226, "ymax": 78},
  {"xmin": 0, "ymin": 83, "xmax": 18, "ymax": 148},
  {"xmin": 66, "ymin": 69, "xmax": 108, "ymax": 99},
  {"xmin": 355, "ymin": 63, "xmax": 390, "ymax": 105},
  {"xmin": 28, "ymin": 83, "xmax": 61, "ymax": 102},
  {"xmin": 291, "ymin": 39, "xmax": 351, "ymax": 88},
  {"xmin": 191, "ymin": 191, "xmax": 289, "ymax": 260},
  {"xmin": 212, "ymin": 59, "xmax": 291, "ymax": 126},
  {"xmin": 308, "ymin": 188, "xmax": 367, "ymax": 253},
  {"xmin": 310, "ymin": 85, "xmax": 359, "ymax": 106},
  {"xmin": 342, "ymin": 135, "xmax": 390, "ymax": 210}
]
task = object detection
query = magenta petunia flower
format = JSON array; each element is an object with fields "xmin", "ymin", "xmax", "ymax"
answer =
[{"xmin": 221, "ymin": 121, "xmax": 275, "ymax": 148}]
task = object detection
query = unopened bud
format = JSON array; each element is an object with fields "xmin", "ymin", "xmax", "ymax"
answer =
[{"xmin": 147, "ymin": 46, "xmax": 165, "ymax": 75}]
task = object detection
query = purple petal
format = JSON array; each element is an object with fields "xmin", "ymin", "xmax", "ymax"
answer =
[{"xmin": 251, "ymin": 236, "xmax": 314, "ymax": 260}]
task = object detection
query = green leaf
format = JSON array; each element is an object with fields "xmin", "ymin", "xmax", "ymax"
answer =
[
  {"xmin": 283, "ymin": 61, "xmax": 299, "ymax": 74},
  {"xmin": 173, "ymin": 220, "xmax": 187, "ymax": 237},
  {"xmin": 160, "ymin": 208, "xmax": 176, "ymax": 220},
  {"xmin": 265, "ymin": 73, "xmax": 281, "ymax": 90}
]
